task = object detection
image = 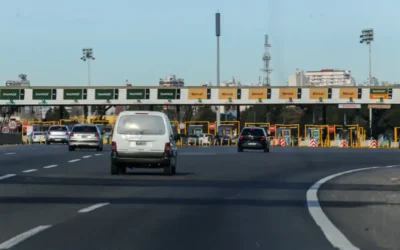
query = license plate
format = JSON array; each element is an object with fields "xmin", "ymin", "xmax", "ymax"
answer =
[
  {"xmin": 248, "ymin": 143, "xmax": 256, "ymax": 145},
  {"xmin": 136, "ymin": 141, "xmax": 146, "ymax": 146},
  {"xmin": 81, "ymin": 136, "xmax": 88, "ymax": 138}
]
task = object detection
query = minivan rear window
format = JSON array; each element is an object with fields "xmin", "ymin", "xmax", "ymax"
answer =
[
  {"xmin": 117, "ymin": 115, "xmax": 166, "ymax": 135},
  {"xmin": 72, "ymin": 126, "xmax": 98, "ymax": 133},
  {"xmin": 241, "ymin": 128, "xmax": 265, "ymax": 136},
  {"xmin": 49, "ymin": 126, "xmax": 68, "ymax": 131}
]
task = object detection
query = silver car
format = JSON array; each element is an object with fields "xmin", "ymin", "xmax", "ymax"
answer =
[
  {"xmin": 68, "ymin": 124, "xmax": 103, "ymax": 151},
  {"xmin": 46, "ymin": 125, "xmax": 70, "ymax": 144}
]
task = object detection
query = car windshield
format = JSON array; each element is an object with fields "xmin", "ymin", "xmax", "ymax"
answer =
[
  {"xmin": 49, "ymin": 126, "xmax": 68, "ymax": 131},
  {"xmin": 241, "ymin": 128, "xmax": 264, "ymax": 136},
  {"xmin": 72, "ymin": 126, "xmax": 98, "ymax": 133},
  {"xmin": 117, "ymin": 115, "xmax": 166, "ymax": 135}
]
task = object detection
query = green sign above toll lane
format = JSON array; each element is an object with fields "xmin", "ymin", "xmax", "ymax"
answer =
[
  {"xmin": 95, "ymin": 89, "xmax": 114, "ymax": 100},
  {"xmin": 127, "ymin": 89, "xmax": 145, "ymax": 100},
  {"xmin": 370, "ymin": 88, "xmax": 388, "ymax": 94},
  {"xmin": 32, "ymin": 89, "xmax": 52, "ymax": 100},
  {"xmin": 0, "ymin": 89, "xmax": 20, "ymax": 100},
  {"xmin": 157, "ymin": 89, "xmax": 176, "ymax": 100},
  {"xmin": 64, "ymin": 89, "xmax": 83, "ymax": 100}
]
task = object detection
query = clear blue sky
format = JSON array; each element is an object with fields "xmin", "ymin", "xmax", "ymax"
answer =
[{"xmin": 1, "ymin": 0, "xmax": 399, "ymax": 86}]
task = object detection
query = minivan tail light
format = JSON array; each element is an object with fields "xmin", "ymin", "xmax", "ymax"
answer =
[
  {"xmin": 95, "ymin": 133, "xmax": 99, "ymax": 137},
  {"xmin": 164, "ymin": 142, "xmax": 170, "ymax": 153},
  {"xmin": 112, "ymin": 141, "xmax": 117, "ymax": 152}
]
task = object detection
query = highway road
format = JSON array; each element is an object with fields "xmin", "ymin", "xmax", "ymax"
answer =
[{"xmin": 0, "ymin": 145, "xmax": 399, "ymax": 250}]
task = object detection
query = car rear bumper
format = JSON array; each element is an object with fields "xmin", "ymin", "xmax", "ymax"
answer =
[
  {"xmin": 111, "ymin": 151, "xmax": 172, "ymax": 166},
  {"xmin": 47, "ymin": 136, "xmax": 69, "ymax": 142},
  {"xmin": 238, "ymin": 142, "xmax": 268, "ymax": 149},
  {"xmin": 69, "ymin": 141, "xmax": 101, "ymax": 147}
]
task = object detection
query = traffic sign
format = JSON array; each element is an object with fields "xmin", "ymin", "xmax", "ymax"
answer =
[
  {"xmin": 209, "ymin": 122, "xmax": 215, "ymax": 130},
  {"xmin": 328, "ymin": 126, "xmax": 334, "ymax": 133},
  {"xmin": 8, "ymin": 120, "xmax": 17, "ymax": 130},
  {"xmin": 269, "ymin": 125, "xmax": 275, "ymax": 133},
  {"xmin": 1, "ymin": 127, "xmax": 10, "ymax": 133}
]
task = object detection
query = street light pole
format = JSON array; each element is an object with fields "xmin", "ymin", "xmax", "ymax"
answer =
[
  {"xmin": 360, "ymin": 29, "xmax": 374, "ymax": 138},
  {"xmin": 215, "ymin": 12, "xmax": 221, "ymax": 133},
  {"xmin": 81, "ymin": 48, "xmax": 95, "ymax": 124}
]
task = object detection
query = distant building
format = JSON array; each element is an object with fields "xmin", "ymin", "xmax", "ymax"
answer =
[
  {"xmin": 159, "ymin": 75, "xmax": 184, "ymax": 87},
  {"xmin": 288, "ymin": 69, "xmax": 307, "ymax": 86},
  {"xmin": 305, "ymin": 69, "xmax": 354, "ymax": 86},
  {"xmin": 5, "ymin": 74, "xmax": 30, "ymax": 87}
]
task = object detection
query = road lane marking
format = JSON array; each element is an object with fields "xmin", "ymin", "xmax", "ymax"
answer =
[
  {"xmin": 68, "ymin": 159, "xmax": 81, "ymax": 163},
  {"xmin": 0, "ymin": 174, "xmax": 16, "ymax": 180},
  {"xmin": 22, "ymin": 169, "xmax": 37, "ymax": 173},
  {"xmin": 306, "ymin": 165, "xmax": 399, "ymax": 250},
  {"xmin": 4, "ymin": 152, "xmax": 16, "ymax": 155},
  {"xmin": 43, "ymin": 165, "xmax": 58, "ymax": 169},
  {"xmin": 0, "ymin": 225, "xmax": 52, "ymax": 249},
  {"xmin": 94, "ymin": 154, "xmax": 103, "ymax": 156},
  {"xmin": 78, "ymin": 203, "xmax": 110, "ymax": 213},
  {"xmin": 82, "ymin": 155, "xmax": 92, "ymax": 159}
]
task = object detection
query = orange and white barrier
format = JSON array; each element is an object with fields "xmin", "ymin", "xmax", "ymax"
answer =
[
  {"xmin": 369, "ymin": 140, "xmax": 377, "ymax": 148},
  {"xmin": 279, "ymin": 138, "xmax": 286, "ymax": 146},
  {"xmin": 309, "ymin": 139, "xmax": 318, "ymax": 147},
  {"xmin": 339, "ymin": 140, "xmax": 348, "ymax": 148}
]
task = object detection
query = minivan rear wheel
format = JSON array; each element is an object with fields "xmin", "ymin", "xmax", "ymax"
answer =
[{"xmin": 164, "ymin": 163, "xmax": 173, "ymax": 176}]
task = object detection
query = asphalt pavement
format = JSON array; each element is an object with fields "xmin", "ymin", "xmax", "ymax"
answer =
[{"xmin": 1, "ymin": 145, "xmax": 400, "ymax": 250}]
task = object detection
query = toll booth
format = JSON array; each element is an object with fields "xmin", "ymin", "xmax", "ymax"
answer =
[
  {"xmin": 333, "ymin": 125, "xmax": 359, "ymax": 147},
  {"xmin": 394, "ymin": 127, "xmax": 400, "ymax": 143},
  {"xmin": 304, "ymin": 125, "xmax": 329, "ymax": 146},
  {"xmin": 215, "ymin": 121, "xmax": 240, "ymax": 137},
  {"xmin": 275, "ymin": 124, "xmax": 300, "ymax": 146},
  {"xmin": 184, "ymin": 121, "xmax": 210, "ymax": 136},
  {"xmin": 244, "ymin": 122, "xmax": 270, "ymax": 135}
]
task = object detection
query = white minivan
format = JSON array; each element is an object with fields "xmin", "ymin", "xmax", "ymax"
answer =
[{"xmin": 111, "ymin": 111, "xmax": 178, "ymax": 175}]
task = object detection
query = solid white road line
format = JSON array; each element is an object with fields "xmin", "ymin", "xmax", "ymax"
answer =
[
  {"xmin": 4, "ymin": 152, "xmax": 15, "ymax": 155},
  {"xmin": 82, "ymin": 155, "xmax": 92, "ymax": 159},
  {"xmin": 68, "ymin": 159, "xmax": 80, "ymax": 163},
  {"xmin": 0, "ymin": 174, "xmax": 16, "ymax": 180},
  {"xmin": 22, "ymin": 169, "xmax": 37, "ymax": 173},
  {"xmin": 0, "ymin": 225, "xmax": 52, "ymax": 249},
  {"xmin": 43, "ymin": 165, "xmax": 58, "ymax": 169},
  {"xmin": 78, "ymin": 203, "xmax": 110, "ymax": 213},
  {"xmin": 306, "ymin": 165, "xmax": 399, "ymax": 250},
  {"xmin": 94, "ymin": 154, "xmax": 103, "ymax": 156}
]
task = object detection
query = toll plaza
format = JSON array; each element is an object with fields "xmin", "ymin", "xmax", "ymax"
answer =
[
  {"xmin": 215, "ymin": 121, "xmax": 240, "ymax": 137},
  {"xmin": 304, "ymin": 124, "xmax": 329, "ymax": 146},
  {"xmin": 244, "ymin": 122, "xmax": 270, "ymax": 134},
  {"xmin": 170, "ymin": 120, "xmax": 179, "ymax": 134},
  {"xmin": 275, "ymin": 124, "xmax": 300, "ymax": 146},
  {"xmin": 184, "ymin": 121, "xmax": 210, "ymax": 136}
]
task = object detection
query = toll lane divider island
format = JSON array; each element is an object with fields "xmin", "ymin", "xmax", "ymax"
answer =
[{"xmin": 0, "ymin": 86, "xmax": 397, "ymax": 105}]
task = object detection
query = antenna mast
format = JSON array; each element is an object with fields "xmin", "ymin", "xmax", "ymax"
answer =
[{"xmin": 260, "ymin": 35, "xmax": 272, "ymax": 86}]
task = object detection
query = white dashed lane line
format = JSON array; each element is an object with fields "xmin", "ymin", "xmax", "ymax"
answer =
[
  {"xmin": 82, "ymin": 155, "xmax": 92, "ymax": 159},
  {"xmin": 4, "ymin": 152, "xmax": 16, "ymax": 155},
  {"xmin": 0, "ymin": 174, "xmax": 16, "ymax": 180},
  {"xmin": 68, "ymin": 159, "xmax": 81, "ymax": 163},
  {"xmin": 22, "ymin": 169, "xmax": 37, "ymax": 173},
  {"xmin": 94, "ymin": 154, "xmax": 103, "ymax": 156},
  {"xmin": 78, "ymin": 203, "xmax": 110, "ymax": 213},
  {"xmin": 0, "ymin": 225, "xmax": 52, "ymax": 249},
  {"xmin": 43, "ymin": 165, "xmax": 58, "ymax": 169}
]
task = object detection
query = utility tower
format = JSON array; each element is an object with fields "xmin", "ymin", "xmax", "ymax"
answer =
[{"xmin": 260, "ymin": 35, "xmax": 272, "ymax": 86}]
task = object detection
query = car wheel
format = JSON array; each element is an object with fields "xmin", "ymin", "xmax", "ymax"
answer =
[
  {"xmin": 238, "ymin": 147, "xmax": 243, "ymax": 152},
  {"xmin": 111, "ymin": 163, "xmax": 119, "ymax": 175},
  {"xmin": 68, "ymin": 146, "xmax": 75, "ymax": 151}
]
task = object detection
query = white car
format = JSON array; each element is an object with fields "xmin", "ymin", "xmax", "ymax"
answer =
[
  {"xmin": 110, "ymin": 111, "xmax": 179, "ymax": 175},
  {"xmin": 30, "ymin": 131, "xmax": 46, "ymax": 144}
]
